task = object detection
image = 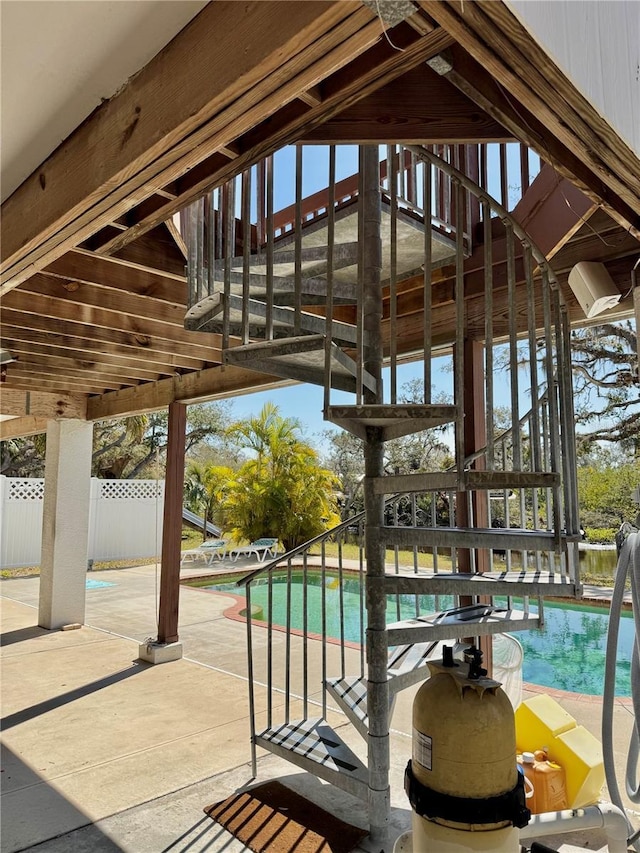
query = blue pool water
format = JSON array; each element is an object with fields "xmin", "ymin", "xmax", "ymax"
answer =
[
  {"xmin": 205, "ymin": 575, "xmax": 634, "ymax": 697},
  {"xmin": 86, "ymin": 578, "xmax": 115, "ymax": 589}
]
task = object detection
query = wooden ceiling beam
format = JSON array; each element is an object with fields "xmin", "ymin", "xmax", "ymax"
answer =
[
  {"xmin": 0, "ymin": 417, "xmax": 50, "ymax": 440},
  {"xmin": 87, "ymin": 366, "xmax": 289, "ymax": 420},
  {"xmin": 420, "ymin": 1, "xmax": 640, "ymax": 238},
  {"xmin": 4, "ymin": 375, "xmax": 109, "ymax": 395},
  {"xmin": 43, "ymin": 248, "xmax": 186, "ymax": 302},
  {"xmin": 301, "ymin": 63, "xmax": 513, "ymax": 143},
  {"xmin": 2, "ymin": 287, "xmax": 220, "ymax": 358},
  {"xmin": 0, "ymin": 319, "xmax": 211, "ymax": 371},
  {"xmin": 7, "ymin": 348, "xmax": 165, "ymax": 383},
  {"xmin": 1, "ymin": 389, "xmax": 88, "ymax": 419},
  {"xmin": 96, "ymin": 25, "xmax": 455, "ymax": 256},
  {"xmin": 1, "ymin": 2, "xmax": 377, "ymax": 290},
  {"xmin": 8, "ymin": 364, "xmax": 127, "ymax": 393},
  {"xmin": 20, "ymin": 274, "xmax": 186, "ymax": 325}
]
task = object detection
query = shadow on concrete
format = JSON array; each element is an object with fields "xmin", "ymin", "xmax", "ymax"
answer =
[
  {"xmin": 1, "ymin": 662, "xmax": 147, "ymax": 730},
  {"xmin": 0, "ymin": 744, "xmax": 123, "ymax": 853},
  {"xmin": 0, "ymin": 625, "xmax": 50, "ymax": 646}
]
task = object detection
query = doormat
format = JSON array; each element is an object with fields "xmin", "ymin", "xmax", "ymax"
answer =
[{"xmin": 204, "ymin": 780, "xmax": 368, "ymax": 853}]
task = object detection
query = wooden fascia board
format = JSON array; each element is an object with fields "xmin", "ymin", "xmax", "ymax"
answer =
[
  {"xmin": 86, "ymin": 366, "xmax": 289, "ymax": 420},
  {"xmin": 301, "ymin": 62, "xmax": 514, "ymax": 143},
  {"xmin": 1, "ymin": 390, "xmax": 88, "ymax": 420},
  {"xmin": 1, "ymin": 1, "xmax": 364, "ymax": 289},
  {"xmin": 420, "ymin": 1, "xmax": 640, "ymax": 238}
]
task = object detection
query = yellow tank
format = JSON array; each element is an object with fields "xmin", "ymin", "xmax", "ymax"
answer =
[
  {"xmin": 515, "ymin": 695, "xmax": 604, "ymax": 808},
  {"xmin": 406, "ymin": 647, "xmax": 529, "ymax": 851}
]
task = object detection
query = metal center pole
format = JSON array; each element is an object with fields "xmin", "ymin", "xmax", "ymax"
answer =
[{"xmin": 361, "ymin": 144, "xmax": 389, "ymax": 846}]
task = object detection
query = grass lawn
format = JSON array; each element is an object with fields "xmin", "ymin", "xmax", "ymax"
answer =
[{"xmin": 1, "ymin": 525, "xmax": 618, "ymax": 587}]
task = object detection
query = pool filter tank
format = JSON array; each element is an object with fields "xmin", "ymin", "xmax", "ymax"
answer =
[{"xmin": 404, "ymin": 645, "xmax": 530, "ymax": 852}]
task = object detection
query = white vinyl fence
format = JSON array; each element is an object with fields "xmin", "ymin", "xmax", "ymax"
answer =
[{"xmin": 0, "ymin": 476, "xmax": 164, "ymax": 569}]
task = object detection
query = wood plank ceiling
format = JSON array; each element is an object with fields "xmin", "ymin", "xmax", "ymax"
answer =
[{"xmin": 1, "ymin": 0, "xmax": 638, "ymax": 434}]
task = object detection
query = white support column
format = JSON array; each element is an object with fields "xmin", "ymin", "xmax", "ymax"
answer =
[{"xmin": 39, "ymin": 419, "xmax": 93, "ymax": 630}]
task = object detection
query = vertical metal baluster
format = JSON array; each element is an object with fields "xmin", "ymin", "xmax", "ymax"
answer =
[
  {"xmin": 285, "ymin": 561, "xmax": 292, "ymax": 724},
  {"xmin": 302, "ymin": 551, "xmax": 308, "ymax": 718},
  {"xmin": 215, "ymin": 187, "xmax": 223, "ymax": 263},
  {"xmin": 389, "ymin": 144, "xmax": 398, "ymax": 403},
  {"xmin": 294, "ymin": 145, "xmax": 303, "ymax": 335},
  {"xmin": 195, "ymin": 197, "xmax": 204, "ymax": 305},
  {"xmin": 520, "ymin": 143, "xmax": 530, "ymax": 197},
  {"xmin": 480, "ymin": 144, "xmax": 488, "ymax": 194},
  {"xmin": 245, "ymin": 582, "xmax": 257, "ymax": 777},
  {"xmin": 454, "ymin": 180, "xmax": 465, "ymax": 491},
  {"xmin": 542, "ymin": 270, "xmax": 562, "ymax": 545},
  {"xmin": 357, "ymin": 149, "xmax": 365, "ymax": 404},
  {"xmin": 359, "ymin": 527, "xmax": 365, "ymax": 676},
  {"xmin": 186, "ymin": 202, "xmax": 197, "ymax": 308},
  {"xmin": 223, "ymin": 179, "xmax": 235, "ymax": 353},
  {"xmin": 506, "ymin": 222, "xmax": 522, "ymax": 473},
  {"xmin": 423, "ymin": 157, "xmax": 433, "ymax": 403},
  {"xmin": 241, "ymin": 169, "xmax": 251, "ymax": 345},
  {"xmin": 207, "ymin": 191, "xmax": 215, "ymax": 300},
  {"xmin": 559, "ymin": 302, "xmax": 580, "ymax": 588},
  {"xmin": 266, "ymin": 155, "xmax": 274, "ymax": 341},
  {"xmin": 338, "ymin": 539, "xmax": 346, "ymax": 679},
  {"xmin": 321, "ymin": 540, "xmax": 327, "ymax": 718},
  {"xmin": 267, "ymin": 574, "xmax": 273, "ymax": 729},
  {"xmin": 484, "ymin": 200, "xmax": 494, "ymax": 471},
  {"xmin": 449, "ymin": 488, "xmax": 457, "ymax": 572},
  {"xmin": 431, "ymin": 493, "xmax": 439, "ymax": 575},
  {"xmin": 499, "ymin": 143, "xmax": 508, "ymax": 208},
  {"xmin": 324, "ymin": 146, "xmax": 336, "ymax": 415}
]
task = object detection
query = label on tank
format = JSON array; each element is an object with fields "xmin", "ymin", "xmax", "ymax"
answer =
[{"xmin": 412, "ymin": 728, "xmax": 432, "ymax": 771}]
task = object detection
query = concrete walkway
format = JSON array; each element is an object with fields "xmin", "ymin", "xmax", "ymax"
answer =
[{"xmin": 1, "ymin": 562, "xmax": 637, "ymax": 852}]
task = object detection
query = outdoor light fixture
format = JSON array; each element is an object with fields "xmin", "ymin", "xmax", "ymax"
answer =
[{"xmin": 568, "ymin": 261, "xmax": 621, "ymax": 318}]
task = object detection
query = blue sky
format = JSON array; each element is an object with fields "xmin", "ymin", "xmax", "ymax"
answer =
[{"xmin": 224, "ymin": 358, "xmax": 455, "ymax": 457}]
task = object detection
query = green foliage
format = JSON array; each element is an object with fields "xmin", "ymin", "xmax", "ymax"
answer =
[
  {"xmin": 577, "ymin": 459, "xmax": 640, "ymax": 527},
  {"xmin": 197, "ymin": 403, "xmax": 341, "ymax": 550},
  {"xmin": 584, "ymin": 527, "xmax": 618, "ymax": 545}
]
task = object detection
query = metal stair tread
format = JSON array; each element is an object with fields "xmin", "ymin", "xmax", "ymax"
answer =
[
  {"xmin": 382, "ymin": 570, "xmax": 578, "ymax": 598},
  {"xmin": 326, "ymin": 404, "xmax": 458, "ymax": 441},
  {"xmin": 185, "ymin": 292, "xmax": 360, "ymax": 345},
  {"xmin": 224, "ymin": 335, "xmax": 376, "ymax": 394},
  {"xmin": 380, "ymin": 525, "xmax": 568, "ymax": 552},
  {"xmin": 255, "ymin": 718, "xmax": 368, "ymax": 799},
  {"xmin": 372, "ymin": 470, "xmax": 561, "ymax": 495},
  {"xmin": 386, "ymin": 605, "xmax": 540, "ymax": 644}
]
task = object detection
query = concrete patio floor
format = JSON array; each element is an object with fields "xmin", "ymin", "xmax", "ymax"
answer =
[{"xmin": 1, "ymin": 561, "xmax": 637, "ymax": 853}]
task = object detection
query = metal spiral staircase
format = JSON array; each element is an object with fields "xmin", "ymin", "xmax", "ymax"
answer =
[{"xmin": 183, "ymin": 142, "xmax": 582, "ymax": 843}]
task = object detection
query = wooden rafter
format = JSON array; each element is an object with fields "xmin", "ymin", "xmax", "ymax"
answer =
[{"xmin": 420, "ymin": 1, "xmax": 640, "ymax": 237}]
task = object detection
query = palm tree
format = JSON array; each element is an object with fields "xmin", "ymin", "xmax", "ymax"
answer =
[
  {"xmin": 222, "ymin": 403, "xmax": 340, "ymax": 549},
  {"xmin": 184, "ymin": 461, "xmax": 233, "ymax": 540}
]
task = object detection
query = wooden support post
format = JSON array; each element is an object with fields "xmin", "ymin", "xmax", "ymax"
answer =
[{"xmin": 157, "ymin": 401, "xmax": 187, "ymax": 645}]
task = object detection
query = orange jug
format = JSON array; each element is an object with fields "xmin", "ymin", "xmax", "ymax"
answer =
[{"xmin": 517, "ymin": 750, "xmax": 568, "ymax": 814}]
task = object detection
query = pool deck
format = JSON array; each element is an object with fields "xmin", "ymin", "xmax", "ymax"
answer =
[{"xmin": 1, "ymin": 560, "xmax": 637, "ymax": 853}]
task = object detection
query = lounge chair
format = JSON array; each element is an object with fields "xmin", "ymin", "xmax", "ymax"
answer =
[
  {"xmin": 180, "ymin": 539, "xmax": 227, "ymax": 566},
  {"xmin": 229, "ymin": 538, "xmax": 279, "ymax": 563}
]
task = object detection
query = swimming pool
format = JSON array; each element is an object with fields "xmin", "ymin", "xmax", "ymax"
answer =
[{"xmin": 202, "ymin": 575, "xmax": 634, "ymax": 697}]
